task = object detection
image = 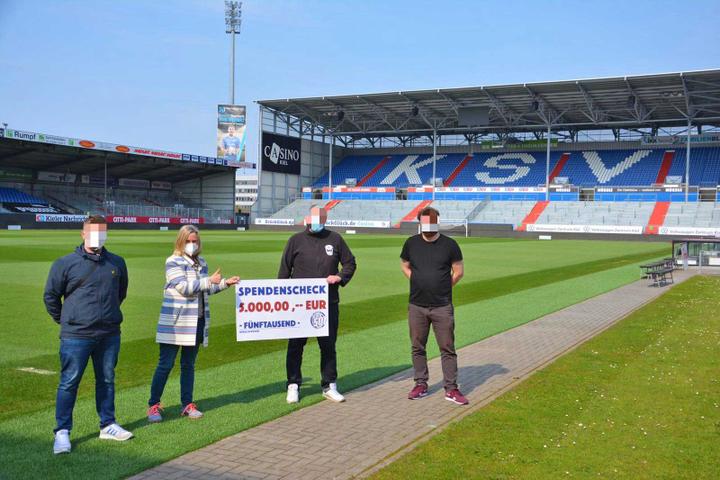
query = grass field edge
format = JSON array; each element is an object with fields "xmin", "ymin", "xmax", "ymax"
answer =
[{"xmin": 355, "ymin": 272, "xmax": 694, "ymax": 479}]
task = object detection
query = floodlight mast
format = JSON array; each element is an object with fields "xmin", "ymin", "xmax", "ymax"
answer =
[{"xmin": 225, "ymin": 1, "xmax": 242, "ymax": 105}]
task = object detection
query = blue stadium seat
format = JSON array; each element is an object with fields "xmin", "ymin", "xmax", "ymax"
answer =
[
  {"xmin": 560, "ymin": 149, "xmax": 663, "ymax": 186},
  {"xmin": 0, "ymin": 187, "xmax": 49, "ymax": 205},
  {"xmin": 313, "ymin": 147, "xmax": 720, "ymax": 188}
]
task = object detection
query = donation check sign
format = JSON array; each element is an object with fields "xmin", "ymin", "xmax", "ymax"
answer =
[{"xmin": 235, "ymin": 278, "xmax": 329, "ymax": 341}]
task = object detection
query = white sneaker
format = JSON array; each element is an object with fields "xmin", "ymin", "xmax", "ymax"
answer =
[
  {"xmin": 286, "ymin": 383, "xmax": 299, "ymax": 404},
  {"xmin": 99, "ymin": 423, "xmax": 134, "ymax": 441},
  {"xmin": 322, "ymin": 383, "xmax": 345, "ymax": 403},
  {"xmin": 53, "ymin": 429, "xmax": 71, "ymax": 454}
]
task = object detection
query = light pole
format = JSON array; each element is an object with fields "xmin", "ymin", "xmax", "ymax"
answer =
[{"xmin": 225, "ymin": 1, "xmax": 242, "ymax": 105}]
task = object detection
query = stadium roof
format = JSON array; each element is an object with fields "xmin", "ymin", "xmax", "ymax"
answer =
[
  {"xmin": 257, "ymin": 69, "xmax": 720, "ymax": 139},
  {"xmin": 0, "ymin": 128, "xmax": 234, "ymax": 183}
]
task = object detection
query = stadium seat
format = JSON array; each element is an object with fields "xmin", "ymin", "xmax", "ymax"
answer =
[
  {"xmin": 0, "ymin": 187, "xmax": 49, "ymax": 205},
  {"xmin": 312, "ymin": 147, "xmax": 720, "ymax": 189}
]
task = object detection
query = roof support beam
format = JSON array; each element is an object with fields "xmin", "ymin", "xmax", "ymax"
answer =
[
  {"xmin": 482, "ymin": 89, "xmax": 516, "ymax": 127},
  {"xmin": 398, "ymin": 92, "xmax": 447, "ymax": 130},
  {"xmin": 332, "ymin": 113, "xmax": 720, "ymax": 136},
  {"xmin": 0, "ymin": 148, "xmax": 36, "ymax": 160},
  {"xmin": 576, "ymin": 81, "xmax": 608, "ymax": 123},
  {"xmin": 680, "ymin": 73, "xmax": 695, "ymax": 118},
  {"xmin": 42, "ymin": 154, "xmax": 102, "ymax": 170},
  {"xmin": 257, "ymin": 71, "xmax": 720, "ymax": 142},
  {"xmin": 356, "ymin": 96, "xmax": 399, "ymax": 131},
  {"xmin": 437, "ymin": 90, "xmax": 462, "ymax": 115},
  {"xmin": 286, "ymin": 102, "xmax": 324, "ymax": 128},
  {"xmin": 682, "ymin": 77, "xmax": 720, "ymax": 90},
  {"xmin": 624, "ymin": 79, "xmax": 653, "ymax": 121},
  {"xmin": 322, "ymin": 98, "xmax": 365, "ymax": 133},
  {"xmin": 525, "ymin": 85, "xmax": 566, "ymax": 125},
  {"xmin": 84, "ymin": 158, "xmax": 139, "ymax": 175}
]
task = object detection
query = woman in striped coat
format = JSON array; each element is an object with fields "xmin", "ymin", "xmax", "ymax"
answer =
[{"xmin": 147, "ymin": 225, "xmax": 239, "ymax": 422}]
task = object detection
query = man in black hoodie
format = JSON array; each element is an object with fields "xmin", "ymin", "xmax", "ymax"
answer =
[
  {"xmin": 44, "ymin": 215, "xmax": 133, "ymax": 454},
  {"xmin": 278, "ymin": 206, "xmax": 356, "ymax": 404}
]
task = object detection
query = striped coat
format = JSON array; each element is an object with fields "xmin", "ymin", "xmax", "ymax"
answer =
[{"xmin": 156, "ymin": 254, "xmax": 228, "ymax": 347}]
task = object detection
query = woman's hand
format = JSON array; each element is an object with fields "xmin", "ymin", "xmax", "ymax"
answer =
[
  {"xmin": 209, "ymin": 268, "xmax": 222, "ymax": 284},
  {"xmin": 226, "ymin": 276, "xmax": 240, "ymax": 285}
]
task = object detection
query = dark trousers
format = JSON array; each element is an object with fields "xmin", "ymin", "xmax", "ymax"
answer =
[
  {"xmin": 148, "ymin": 343, "xmax": 200, "ymax": 408},
  {"xmin": 55, "ymin": 334, "xmax": 120, "ymax": 433},
  {"xmin": 286, "ymin": 302, "xmax": 339, "ymax": 389},
  {"xmin": 408, "ymin": 303, "xmax": 458, "ymax": 391}
]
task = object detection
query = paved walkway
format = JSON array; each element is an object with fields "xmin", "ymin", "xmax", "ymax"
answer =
[{"xmin": 132, "ymin": 270, "xmax": 696, "ymax": 480}]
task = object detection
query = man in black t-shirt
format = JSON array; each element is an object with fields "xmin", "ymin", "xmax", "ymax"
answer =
[{"xmin": 400, "ymin": 206, "xmax": 468, "ymax": 405}]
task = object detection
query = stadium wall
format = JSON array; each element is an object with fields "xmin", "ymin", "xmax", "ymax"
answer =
[
  {"xmin": 175, "ymin": 172, "xmax": 235, "ymax": 213},
  {"xmin": 0, "ymin": 214, "xmax": 239, "ymax": 230},
  {"xmin": 249, "ymin": 222, "xmax": 673, "ymax": 242},
  {"xmin": 252, "ymin": 137, "xmax": 344, "ymax": 218}
]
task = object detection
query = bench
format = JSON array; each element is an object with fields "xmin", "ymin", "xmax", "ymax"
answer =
[
  {"xmin": 640, "ymin": 258, "xmax": 675, "ymax": 286},
  {"xmin": 648, "ymin": 267, "xmax": 674, "ymax": 287}
]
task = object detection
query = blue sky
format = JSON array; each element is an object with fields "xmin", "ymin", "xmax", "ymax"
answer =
[{"xmin": 1, "ymin": 0, "xmax": 718, "ymax": 168}]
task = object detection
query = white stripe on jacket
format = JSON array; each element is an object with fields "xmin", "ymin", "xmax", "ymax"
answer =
[{"xmin": 156, "ymin": 254, "xmax": 228, "ymax": 346}]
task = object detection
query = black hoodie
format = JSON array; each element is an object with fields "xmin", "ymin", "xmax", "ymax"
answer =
[{"xmin": 277, "ymin": 228, "xmax": 356, "ymax": 304}]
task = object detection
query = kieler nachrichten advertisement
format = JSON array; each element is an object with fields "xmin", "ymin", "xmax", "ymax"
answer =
[
  {"xmin": 217, "ymin": 104, "xmax": 248, "ymax": 167},
  {"xmin": 261, "ymin": 132, "xmax": 301, "ymax": 175}
]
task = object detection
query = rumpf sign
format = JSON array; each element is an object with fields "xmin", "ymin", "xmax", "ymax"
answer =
[{"xmin": 235, "ymin": 279, "xmax": 329, "ymax": 341}]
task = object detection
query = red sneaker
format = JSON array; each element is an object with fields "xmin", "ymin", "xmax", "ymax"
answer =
[
  {"xmin": 147, "ymin": 403, "xmax": 163, "ymax": 423},
  {"xmin": 445, "ymin": 389, "xmax": 469, "ymax": 405},
  {"xmin": 181, "ymin": 402, "xmax": 204, "ymax": 419},
  {"xmin": 407, "ymin": 383, "xmax": 428, "ymax": 400}
]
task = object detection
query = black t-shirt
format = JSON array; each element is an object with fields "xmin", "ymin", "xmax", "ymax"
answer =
[{"xmin": 400, "ymin": 234, "xmax": 463, "ymax": 307}]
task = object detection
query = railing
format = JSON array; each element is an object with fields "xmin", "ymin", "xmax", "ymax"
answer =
[{"xmin": 101, "ymin": 204, "xmax": 234, "ymax": 224}]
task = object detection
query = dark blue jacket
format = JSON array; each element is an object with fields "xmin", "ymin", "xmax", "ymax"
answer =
[{"xmin": 44, "ymin": 245, "xmax": 129, "ymax": 338}]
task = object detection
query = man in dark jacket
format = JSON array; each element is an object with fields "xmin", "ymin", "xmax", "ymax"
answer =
[
  {"xmin": 278, "ymin": 206, "xmax": 356, "ymax": 404},
  {"xmin": 44, "ymin": 215, "xmax": 133, "ymax": 454}
]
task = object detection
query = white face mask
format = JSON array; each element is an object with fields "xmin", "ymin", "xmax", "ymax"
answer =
[
  {"xmin": 420, "ymin": 222, "xmax": 439, "ymax": 232},
  {"xmin": 184, "ymin": 242, "xmax": 198, "ymax": 256},
  {"xmin": 86, "ymin": 230, "xmax": 107, "ymax": 250}
]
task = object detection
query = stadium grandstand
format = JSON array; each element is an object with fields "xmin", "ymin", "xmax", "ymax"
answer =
[
  {"xmin": 252, "ymin": 69, "xmax": 720, "ymax": 238},
  {"xmin": 0, "ymin": 127, "xmax": 243, "ymax": 229}
]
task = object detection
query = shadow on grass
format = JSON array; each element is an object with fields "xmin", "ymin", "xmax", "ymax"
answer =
[{"xmin": 71, "ymin": 364, "xmax": 411, "ymax": 447}]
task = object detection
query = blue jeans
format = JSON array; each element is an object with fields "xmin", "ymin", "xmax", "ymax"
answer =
[
  {"xmin": 148, "ymin": 343, "xmax": 199, "ymax": 408},
  {"xmin": 55, "ymin": 334, "xmax": 121, "ymax": 433}
]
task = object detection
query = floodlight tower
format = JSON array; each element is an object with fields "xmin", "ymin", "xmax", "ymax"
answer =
[{"xmin": 225, "ymin": 1, "xmax": 242, "ymax": 105}]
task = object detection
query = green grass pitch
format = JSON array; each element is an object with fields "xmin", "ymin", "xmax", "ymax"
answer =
[
  {"xmin": 0, "ymin": 229, "xmax": 668, "ymax": 479},
  {"xmin": 372, "ymin": 275, "xmax": 720, "ymax": 480}
]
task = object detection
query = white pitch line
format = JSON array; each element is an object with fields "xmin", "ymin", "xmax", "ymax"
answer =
[{"xmin": 16, "ymin": 367, "xmax": 56, "ymax": 375}]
